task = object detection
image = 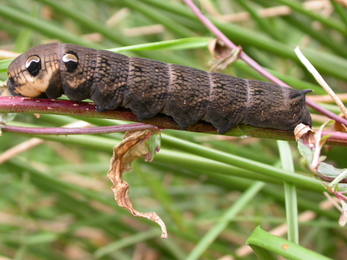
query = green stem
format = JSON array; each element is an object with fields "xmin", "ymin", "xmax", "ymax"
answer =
[
  {"xmin": 278, "ymin": 140, "xmax": 299, "ymax": 244},
  {"xmin": 275, "ymin": 0, "xmax": 347, "ymax": 35},
  {"xmin": 0, "ymin": 3, "xmax": 101, "ymax": 48},
  {"xmin": 247, "ymin": 227, "xmax": 333, "ymax": 260},
  {"xmin": 186, "ymin": 182, "xmax": 265, "ymax": 260}
]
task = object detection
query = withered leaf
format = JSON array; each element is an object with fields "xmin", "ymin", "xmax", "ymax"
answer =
[
  {"xmin": 107, "ymin": 129, "xmax": 168, "ymax": 238},
  {"xmin": 294, "ymin": 123, "xmax": 314, "ymax": 145},
  {"xmin": 208, "ymin": 38, "xmax": 242, "ymax": 72}
]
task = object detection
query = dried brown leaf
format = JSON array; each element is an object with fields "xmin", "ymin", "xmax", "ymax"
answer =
[
  {"xmin": 208, "ymin": 39, "xmax": 242, "ymax": 72},
  {"xmin": 107, "ymin": 129, "xmax": 167, "ymax": 238},
  {"xmin": 208, "ymin": 39, "xmax": 231, "ymax": 60},
  {"xmin": 294, "ymin": 123, "xmax": 315, "ymax": 147}
]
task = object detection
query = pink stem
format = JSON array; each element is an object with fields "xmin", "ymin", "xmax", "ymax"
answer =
[
  {"xmin": 1, "ymin": 124, "xmax": 157, "ymax": 135},
  {"xmin": 1, "ymin": 96, "xmax": 347, "ymax": 145}
]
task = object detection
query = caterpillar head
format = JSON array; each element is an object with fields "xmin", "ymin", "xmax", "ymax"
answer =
[
  {"xmin": 7, "ymin": 43, "xmax": 96, "ymax": 101},
  {"xmin": 7, "ymin": 43, "xmax": 68, "ymax": 99}
]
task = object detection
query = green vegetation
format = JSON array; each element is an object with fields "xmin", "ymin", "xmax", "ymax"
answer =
[{"xmin": 0, "ymin": 0, "xmax": 346, "ymax": 259}]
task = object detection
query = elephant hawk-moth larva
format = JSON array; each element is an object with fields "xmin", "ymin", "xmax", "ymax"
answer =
[{"xmin": 6, "ymin": 43, "xmax": 312, "ymax": 134}]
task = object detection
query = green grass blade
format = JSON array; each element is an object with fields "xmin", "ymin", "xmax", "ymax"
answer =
[
  {"xmin": 186, "ymin": 182, "xmax": 265, "ymax": 260},
  {"xmin": 247, "ymin": 226, "xmax": 333, "ymax": 260},
  {"xmin": 93, "ymin": 230, "xmax": 161, "ymax": 259},
  {"xmin": 106, "ymin": 0, "xmax": 195, "ymax": 38},
  {"xmin": 235, "ymin": 0, "xmax": 282, "ymax": 41},
  {"xmin": 275, "ymin": 0, "xmax": 347, "ymax": 35},
  {"xmin": 0, "ymin": 3, "xmax": 102, "ymax": 48},
  {"xmin": 138, "ymin": 0, "xmax": 347, "ymax": 80},
  {"xmin": 277, "ymin": 140, "xmax": 299, "ymax": 244},
  {"xmin": 331, "ymin": 1, "xmax": 347, "ymax": 29},
  {"xmin": 34, "ymin": 0, "xmax": 130, "ymax": 46},
  {"xmin": 249, "ymin": 245, "xmax": 279, "ymax": 260},
  {"xmin": 0, "ymin": 59, "xmax": 13, "ymax": 73},
  {"xmin": 107, "ymin": 37, "xmax": 211, "ymax": 52}
]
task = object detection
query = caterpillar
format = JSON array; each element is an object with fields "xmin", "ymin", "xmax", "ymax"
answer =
[{"xmin": 6, "ymin": 43, "xmax": 312, "ymax": 134}]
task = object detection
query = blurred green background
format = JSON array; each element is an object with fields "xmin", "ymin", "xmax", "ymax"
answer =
[{"xmin": 0, "ymin": 0, "xmax": 347, "ymax": 259}]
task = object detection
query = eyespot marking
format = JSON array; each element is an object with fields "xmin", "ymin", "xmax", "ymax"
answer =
[
  {"xmin": 62, "ymin": 53, "xmax": 79, "ymax": 72},
  {"xmin": 25, "ymin": 55, "xmax": 41, "ymax": 77}
]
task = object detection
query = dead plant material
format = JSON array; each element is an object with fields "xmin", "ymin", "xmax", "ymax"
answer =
[
  {"xmin": 106, "ymin": 129, "xmax": 167, "ymax": 238},
  {"xmin": 208, "ymin": 39, "xmax": 242, "ymax": 72}
]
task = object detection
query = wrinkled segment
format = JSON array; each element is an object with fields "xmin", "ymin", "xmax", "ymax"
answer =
[
  {"xmin": 243, "ymin": 80, "xmax": 312, "ymax": 131},
  {"xmin": 205, "ymin": 72, "xmax": 248, "ymax": 134},
  {"xmin": 124, "ymin": 57, "xmax": 169, "ymax": 119},
  {"xmin": 89, "ymin": 50, "xmax": 129, "ymax": 112},
  {"xmin": 162, "ymin": 64, "xmax": 210, "ymax": 130}
]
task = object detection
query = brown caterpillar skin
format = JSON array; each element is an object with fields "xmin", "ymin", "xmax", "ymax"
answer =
[{"xmin": 7, "ymin": 43, "xmax": 312, "ymax": 134}]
